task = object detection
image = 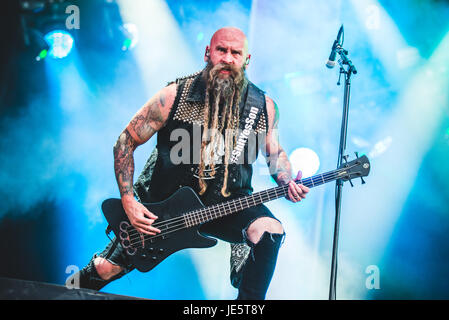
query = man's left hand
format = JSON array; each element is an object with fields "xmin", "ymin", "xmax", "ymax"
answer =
[{"xmin": 287, "ymin": 170, "xmax": 310, "ymax": 203}]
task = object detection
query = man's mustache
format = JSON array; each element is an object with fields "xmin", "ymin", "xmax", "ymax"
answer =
[{"xmin": 208, "ymin": 63, "xmax": 243, "ymax": 81}]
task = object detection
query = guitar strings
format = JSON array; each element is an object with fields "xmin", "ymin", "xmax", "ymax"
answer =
[
  {"xmin": 125, "ymin": 171, "xmax": 345, "ymax": 247},
  {"xmin": 127, "ymin": 171, "xmax": 344, "ymax": 248},
  {"xmin": 125, "ymin": 169, "xmax": 345, "ymax": 244},
  {"xmin": 124, "ymin": 171, "xmax": 336, "ymax": 240},
  {"xmin": 125, "ymin": 170, "xmax": 344, "ymax": 243},
  {"xmin": 127, "ymin": 168, "xmax": 341, "ymax": 235}
]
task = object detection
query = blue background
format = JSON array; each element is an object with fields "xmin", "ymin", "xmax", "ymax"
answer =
[{"xmin": 0, "ymin": 0, "xmax": 448, "ymax": 299}]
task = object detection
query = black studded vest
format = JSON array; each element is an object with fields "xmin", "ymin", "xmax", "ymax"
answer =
[{"xmin": 137, "ymin": 71, "xmax": 268, "ymax": 206}]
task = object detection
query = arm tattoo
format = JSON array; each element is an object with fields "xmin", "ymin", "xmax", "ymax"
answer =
[
  {"xmin": 129, "ymin": 92, "xmax": 166, "ymax": 143},
  {"xmin": 113, "ymin": 129, "xmax": 138, "ymax": 198},
  {"xmin": 271, "ymin": 148, "xmax": 292, "ymax": 185},
  {"xmin": 113, "ymin": 88, "xmax": 171, "ymax": 198},
  {"xmin": 267, "ymin": 146, "xmax": 293, "ymax": 185}
]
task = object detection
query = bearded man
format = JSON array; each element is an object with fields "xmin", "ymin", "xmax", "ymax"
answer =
[{"xmin": 68, "ymin": 27, "xmax": 309, "ymax": 300}]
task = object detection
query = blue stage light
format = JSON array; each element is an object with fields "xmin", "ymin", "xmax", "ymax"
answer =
[
  {"xmin": 121, "ymin": 23, "xmax": 139, "ymax": 51},
  {"xmin": 44, "ymin": 30, "xmax": 74, "ymax": 59}
]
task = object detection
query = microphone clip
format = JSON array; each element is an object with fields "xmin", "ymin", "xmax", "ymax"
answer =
[{"xmin": 336, "ymin": 46, "xmax": 357, "ymax": 75}]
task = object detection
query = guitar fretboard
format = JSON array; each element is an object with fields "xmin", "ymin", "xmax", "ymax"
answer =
[{"xmin": 183, "ymin": 167, "xmax": 345, "ymax": 227}]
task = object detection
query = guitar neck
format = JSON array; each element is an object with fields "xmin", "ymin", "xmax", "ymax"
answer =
[{"xmin": 183, "ymin": 167, "xmax": 346, "ymax": 227}]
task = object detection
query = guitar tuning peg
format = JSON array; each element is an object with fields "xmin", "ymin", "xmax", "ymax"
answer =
[
  {"xmin": 360, "ymin": 177, "xmax": 366, "ymax": 184},
  {"xmin": 343, "ymin": 155, "xmax": 349, "ymax": 163},
  {"xmin": 355, "ymin": 151, "xmax": 359, "ymax": 158},
  {"xmin": 349, "ymin": 179, "xmax": 354, "ymax": 187}
]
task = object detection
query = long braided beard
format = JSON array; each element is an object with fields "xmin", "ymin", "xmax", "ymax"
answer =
[{"xmin": 198, "ymin": 62, "xmax": 246, "ymax": 197}]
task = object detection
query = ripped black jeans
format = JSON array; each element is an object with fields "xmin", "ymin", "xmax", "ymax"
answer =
[
  {"xmin": 71, "ymin": 203, "xmax": 285, "ymax": 300},
  {"xmin": 200, "ymin": 203, "xmax": 285, "ymax": 300}
]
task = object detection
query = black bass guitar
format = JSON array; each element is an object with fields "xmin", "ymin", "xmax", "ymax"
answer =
[{"xmin": 102, "ymin": 154, "xmax": 370, "ymax": 272}]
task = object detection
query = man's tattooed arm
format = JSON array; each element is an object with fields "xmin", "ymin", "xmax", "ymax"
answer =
[
  {"xmin": 263, "ymin": 96, "xmax": 293, "ymax": 186},
  {"xmin": 269, "ymin": 146, "xmax": 293, "ymax": 186},
  {"xmin": 113, "ymin": 83, "xmax": 176, "ymax": 199},
  {"xmin": 113, "ymin": 129, "xmax": 138, "ymax": 198}
]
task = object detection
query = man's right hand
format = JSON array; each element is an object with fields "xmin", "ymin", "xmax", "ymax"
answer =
[{"xmin": 121, "ymin": 195, "xmax": 161, "ymax": 235}]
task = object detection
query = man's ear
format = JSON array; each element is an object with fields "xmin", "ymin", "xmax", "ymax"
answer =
[
  {"xmin": 204, "ymin": 45, "xmax": 210, "ymax": 62},
  {"xmin": 244, "ymin": 54, "xmax": 251, "ymax": 69}
]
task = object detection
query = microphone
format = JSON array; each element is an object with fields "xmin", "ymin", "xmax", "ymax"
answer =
[{"xmin": 326, "ymin": 25, "xmax": 344, "ymax": 69}]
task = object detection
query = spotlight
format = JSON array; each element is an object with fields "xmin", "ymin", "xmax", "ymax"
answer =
[
  {"xmin": 26, "ymin": 28, "xmax": 50, "ymax": 61},
  {"xmin": 120, "ymin": 23, "xmax": 139, "ymax": 51},
  {"xmin": 44, "ymin": 29, "xmax": 74, "ymax": 59},
  {"xmin": 289, "ymin": 148, "xmax": 320, "ymax": 178},
  {"xmin": 100, "ymin": 1, "xmax": 138, "ymax": 51},
  {"xmin": 20, "ymin": 0, "xmax": 77, "ymax": 61},
  {"xmin": 197, "ymin": 32, "xmax": 204, "ymax": 42}
]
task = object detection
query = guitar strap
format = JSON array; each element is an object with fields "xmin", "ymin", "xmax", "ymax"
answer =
[
  {"xmin": 181, "ymin": 79, "xmax": 267, "ymax": 195},
  {"xmin": 229, "ymin": 81, "xmax": 267, "ymax": 164},
  {"xmin": 201, "ymin": 81, "xmax": 267, "ymax": 203}
]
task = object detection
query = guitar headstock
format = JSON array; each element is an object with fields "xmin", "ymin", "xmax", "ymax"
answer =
[{"xmin": 337, "ymin": 153, "xmax": 371, "ymax": 185}]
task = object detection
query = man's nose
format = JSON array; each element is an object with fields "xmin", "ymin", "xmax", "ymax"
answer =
[{"xmin": 221, "ymin": 52, "xmax": 234, "ymax": 64}]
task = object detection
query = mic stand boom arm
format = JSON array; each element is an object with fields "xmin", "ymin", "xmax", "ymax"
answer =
[{"xmin": 329, "ymin": 44, "xmax": 357, "ymax": 300}]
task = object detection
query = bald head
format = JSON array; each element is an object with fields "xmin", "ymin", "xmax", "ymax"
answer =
[
  {"xmin": 205, "ymin": 27, "xmax": 251, "ymax": 71},
  {"xmin": 210, "ymin": 27, "xmax": 248, "ymax": 53}
]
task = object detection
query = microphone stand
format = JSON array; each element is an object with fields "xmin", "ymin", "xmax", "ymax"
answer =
[{"xmin": 328, "ymin": 45, "xmax": 357, "ymax": 300}]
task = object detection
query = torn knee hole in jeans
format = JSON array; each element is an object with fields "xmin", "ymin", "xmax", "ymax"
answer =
[
  {"xmin": 242, "ymin": 216, "xmax": 285, "ymax": 242},
  {"xmin": 242, "ymin": 227, "xmax": 286, "ymax": 262}
]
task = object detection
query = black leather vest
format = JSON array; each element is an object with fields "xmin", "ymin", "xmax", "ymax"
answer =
[{"xmin": 145, "ymin": 71, "xmax": 268, "ymax": 206}]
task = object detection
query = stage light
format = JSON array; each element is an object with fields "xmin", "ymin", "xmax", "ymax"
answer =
[
  {"xmin": 44, "ymin": 30, "xmax": 74, "ymax": 59},
  {"xmin": 289, "ymin": 148, "xmax": 320, "ymax": 178},
  {"xmin": 197, "ymin": 32, "xmax": 204, "ymax": 42},
  {"xmin": 120, "ymin": 23, "xmax": 139, "ymax": 51},
  {"xmin": 26, "ymin": 29, "xmax": 50, "ymax": 61},
  {"xmin": 20, "ymin": 0, "xmax": 78, "ymax": 61},
  {"xmin": 37, "ymin": 49, "xmax": 48, "ymax": 61}
]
